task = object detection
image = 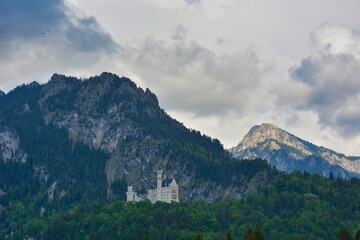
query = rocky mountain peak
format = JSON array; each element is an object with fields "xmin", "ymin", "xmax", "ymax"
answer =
[
  {"xmin": 49, "ymin": 73, "xmax": 76, "ymax": 85},
  {"xmin": 245, "ymin": 123, "xmax": 282, "ymax": 141},
  {"xmin": 230, "ymin": 123, "xmax": 360, "ymax": 178},
  {"xmin": 236, "ymin": 123, "xmax": 312, "ymax": 156},
  {"xmin": 29, "ymin": 81, "xmax": 40, "ymax": 88}
]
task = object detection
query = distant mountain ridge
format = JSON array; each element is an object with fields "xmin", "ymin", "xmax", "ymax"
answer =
[{"xmin": 229, "ymin": 123, "xmax": 360, "ymax": 178}]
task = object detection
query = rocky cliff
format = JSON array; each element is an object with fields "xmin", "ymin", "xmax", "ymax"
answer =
[{"xmin": 230, "ymin": 123, "xmax": 360, "ymax": 178}]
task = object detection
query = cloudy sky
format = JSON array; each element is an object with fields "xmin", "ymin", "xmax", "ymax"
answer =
[{"xmin": 1, "ymin": 0, "xmax": 360, "ymax": 155}]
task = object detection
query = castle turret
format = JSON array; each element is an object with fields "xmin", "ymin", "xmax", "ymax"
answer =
[
  {"xmin": 126, "ymin": 186, "xmax": 134, "ymax": 202},
  {"xmin": 156, "ymin": 170, "xmax": 163, "ymax": 201},
  {"xmin": 157, "ymin": 170, "xmax": 163, "ymax": 189}
]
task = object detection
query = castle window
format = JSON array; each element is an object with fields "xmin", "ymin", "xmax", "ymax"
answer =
[{"xmin": 171, "ymin": 189, "xmax": 177, "ymax": 200}]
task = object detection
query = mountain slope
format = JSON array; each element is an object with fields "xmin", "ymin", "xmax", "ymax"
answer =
[
  {"xmin": 229, "ymin": 123, "xmax": 360, "ymax": 178},
  {"xmin": 0, "ymin": 73, "xmax": 276, "ymax": 206}
]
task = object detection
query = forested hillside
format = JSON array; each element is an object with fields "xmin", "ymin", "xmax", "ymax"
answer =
[
  {"xmin": 1, "ymin": 170, "xmax": 360, "ymax": 239},
  {"xmin": 0, "ymin": 73, "xmax": 278, "ymax": 239},
  {"xmin": 43, "ymin": 172, "xmax": 360, "ymax": 240}
]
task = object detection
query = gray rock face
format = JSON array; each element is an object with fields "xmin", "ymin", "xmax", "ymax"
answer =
[
  {"xmin": 0, "ymin": 126, "xmax": 27, "ymax": 163},
  {"xmin": 32, "ymin": 72, "xmax": 265, "ymax": 201},
  {"xmin": 39, "ymin": 73, "xmax": 150, "ymax": 187},
  {"xmin": 230, "ymin": 123, "xmax": 360, "ymax": 178}
]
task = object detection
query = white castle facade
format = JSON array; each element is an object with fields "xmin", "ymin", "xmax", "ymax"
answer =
[{"xmin": 126, "ymin": 170, "xmax": 179, "ymax": 204}]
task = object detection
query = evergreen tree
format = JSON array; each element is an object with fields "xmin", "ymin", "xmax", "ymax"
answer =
[
  {"xmin": 253, "ymin": 225, "xmax": 266, "ymax": 240},
  {"xmin": 241, "ymin": 225, "xmax": 266, "ymax": 240},
  {"xmin": 242, "ymin": 227, "xmax": 253, "ymax": 240},
  {"xmin": 337, "ymin": 228, "xmax": 354, "ymax": 240},
  {"xmin": 355, "ymin": 229, "xmax": 360, "ymax": 240},
  {"xmin": 194, "ymin": 233, "xmax": 204, "ymax": 240},
  {"xmin": 225, "ymin": 231, "xmax": 234, "ymax": 240},
  {"xmin": 329, "ymin": 172, "xmax": 334, "ymax": 180}
]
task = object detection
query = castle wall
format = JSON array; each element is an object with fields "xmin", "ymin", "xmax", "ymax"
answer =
[{"xmin": 126, "ymin": 171, "xmax": 179, "ymax": 203}]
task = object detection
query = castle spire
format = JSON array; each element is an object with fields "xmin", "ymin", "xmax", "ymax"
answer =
[
  {"xmin": 157, "ymin": 169, "xmax": 163, "ymax": 188},
  {"xmin": 126, "ymin": 186, "xmax": 134, "ymax": 202}
]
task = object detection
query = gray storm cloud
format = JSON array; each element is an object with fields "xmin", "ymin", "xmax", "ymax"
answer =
[
  {"xmin": 0, "ymin": 0, "xmax": 116, "ymax": 90},
  {"xmin": 0, "ymin": 0, "xmax": 115, "ymax": 53},
  {"xmin": 290, "ymin": 24, "xmax": 360, "ymax": 136},
  {"xmin": 120, "ymin": 37, "xmax": 262, "ymax": 117}
]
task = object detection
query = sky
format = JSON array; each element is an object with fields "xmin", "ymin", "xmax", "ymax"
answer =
[{"xmin": 1, "ymin": 0, "xmax": 360, "ymax": 155}]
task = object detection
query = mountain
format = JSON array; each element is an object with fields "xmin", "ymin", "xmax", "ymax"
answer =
[
  {"xmin": 0, "ymin": 73, "xmax": 275, "ymax": 207},
  {"xmin": 229, "ymin": 123, "xmax": 360, "ymax": 178},
  {"xmin": 2, "ymin": 75, "xmax": 360, "ymax": 240}
]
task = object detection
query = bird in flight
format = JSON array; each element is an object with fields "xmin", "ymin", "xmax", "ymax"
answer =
[{"xmin": 41, "ymin": 29, "xmax": 51, "ymax": 36}]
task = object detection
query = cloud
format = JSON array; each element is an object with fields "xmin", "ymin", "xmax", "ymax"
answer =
[
  {"xmin": 171, "ymin": 24, "xmax": 189, "ymax": 41},
  {"xmin": 0, "ymin": 0, "xmax": 115, "ymax": 51},
  {"xmin": 0, "ymin": 0, "xmax": 116, "ymax": 91},
  {"xmin": 118, "ymin": 37, "xmax": 263, "ymax": 117},
  {"xmin": 290, "ymin": 24, "xmax": 360, "ymax": 137},
  {"xmin": 291, "ymin": 58, "xmax": 320, "ymax": 85},
  {"xmin": 0, "ymin": 0, "xmax": 65, "ymax": 43},
  {"xmin": 185, "ymin": 0, "xmax": 201, "ymax": 4}
]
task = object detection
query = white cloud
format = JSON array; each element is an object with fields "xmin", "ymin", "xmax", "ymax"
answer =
[
  {"xmin": 290, "ymin": 24, "xmax": 360, "ymax": 137},
  {"xmin": 117, "ymin": 37, "xmax": 266, "ymax": 117}
]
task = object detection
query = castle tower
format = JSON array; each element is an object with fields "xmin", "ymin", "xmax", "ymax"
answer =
[
  {"xmin": 157, "ymin": 170, "xmax": 163, "ymax": 187},
  {"xmin": 157, "ymin": 170, "xmax": 163, "ymax": 201},
  {"xmin": 126, "ymin": 186, "xmax": 134, "ymax": 202}
]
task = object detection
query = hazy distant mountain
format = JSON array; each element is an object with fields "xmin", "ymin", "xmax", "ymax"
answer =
[{"xmin": 229, "ymin": 123, "xmax": 360, "ymax": 178}]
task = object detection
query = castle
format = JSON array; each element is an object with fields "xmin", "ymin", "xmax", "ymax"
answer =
[{"xmin": 126, "ymin": 170, "xmax": 179, "ymax": 203}]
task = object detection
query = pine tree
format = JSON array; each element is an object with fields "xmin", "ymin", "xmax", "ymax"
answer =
[
  {"xmin": 225, "ymin": 231, "xmax": 234, "ymax": 240},
  {"xmin": 253, "ymin": 225, "xmax": 266, "ymax": 240},
  {"xmin": 337, "ymin": 228, "xmax": 354, "ymax": 240},
  {"xmin": 242, "ymin": 225, "xmax": 266, "ymax": 240},
  {"xmin": 194, "ymin": 233, "xmax": 204, "ymax": 240},
  {"xmin": 242, "ymin": 226, "xmax": 253, "ymax": 240},
  {"xmin": 355, "ymin": 229, "xmax": 360, "ymax": 240}
]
